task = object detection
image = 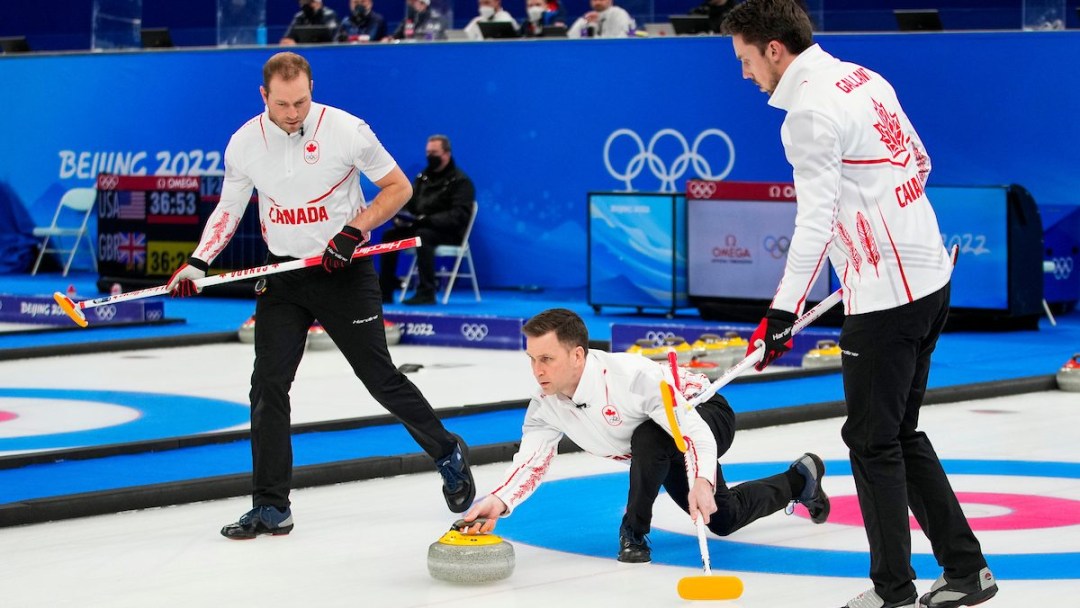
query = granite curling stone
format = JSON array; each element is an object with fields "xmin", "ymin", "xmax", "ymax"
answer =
[
  {"xmin": 427, "ymin": 519, "xmax": 515, "ymax": 584},
  {"xmin": 1057, "ymin": 353, "xmax": 1080, "ymax": 392}
]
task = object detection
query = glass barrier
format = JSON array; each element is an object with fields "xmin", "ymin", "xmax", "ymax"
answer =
[
  {"xmin": 1022, "ymin": 0, "xmax": 1066, "ymax": 30},
  {"xmin": 92, "ymin": 0, "xmax": 142, "ymax": 50},
  {"xmin": 218, "ymin": 0, "xmax": 267, "ymax": 46}
]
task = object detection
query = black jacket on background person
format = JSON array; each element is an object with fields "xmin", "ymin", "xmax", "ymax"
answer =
[
  {"xmin": 690, "ymin": 0, "xmax": 736, "ymax": 33},
  {"xmin": 404, "ymin": 158, "xmax": 474, "ymax": 241},
  {"xmin": 283, "ymin": 5, "xmax": 340, "ymax": 40}
]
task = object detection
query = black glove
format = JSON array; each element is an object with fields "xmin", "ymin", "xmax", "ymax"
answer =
[
  {"xmin": 166, "ymin": 257, "xmax": 209, "ymax": 297},
  {"xmin": 322, "ymin": 225, "xmax": 364, "ymax": 272},
  {"xmin": 747, "ymin": 308, "xmax": 797, "ymax": 371}
]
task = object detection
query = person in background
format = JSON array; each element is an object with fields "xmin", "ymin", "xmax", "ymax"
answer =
[
  {"xmin": 166, "ymin": 52, "xmax": 475, "ymax": 539},
  {"xmin": 566, "ymin": 0, "xmax": 635, "ymax": 38},
  {"xmin": 691, "ymin": 0, "xmax": 738, "ymax": 33},
  {"xmin": 337, "ymin": 0, "xmax": 387, "ymax": 42},
  {"xmin": 281, "ymin": 0, "xmax": 339, "ymax": 45},
  {"xmin": 378, "ymin": 135, "xmax": 475, "ymax": 305},
  {"xmin": 462, "ymin": 308, "xmax": 829, "ymax": 564},
  {"xmin": 390, "ymin": 0, "xmax": 448, "ymax": 40},
  {"xmin": 464, "ymin": 0, "xmax": 519, "ymax": 40},
  {"xmin": 721, "ymin": 2, "xmax": 997, "ymax": 607},
  {"xmin": 520, "ymin": 0, "xmax": 567, "ymax": 37}
]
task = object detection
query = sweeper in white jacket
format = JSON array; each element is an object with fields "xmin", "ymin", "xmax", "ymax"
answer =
[
  {"xmin": 462, "ymin": 308, "xmax": 828, "ymax": 563},
  {"xmin": 722, "ymin": 2, "xmax": 996, "ymax": 607}
]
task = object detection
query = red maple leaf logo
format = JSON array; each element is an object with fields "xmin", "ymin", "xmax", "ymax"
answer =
[
  {"xmin": 871, "ymin": 98, "xmax": 907, "ymax": 160},
  {"xmin": 604, "ymin": 407, "xmax": 616, "ymax": 417},
  {"xmin": 306, "ymin": 142, "xmax": 317, "ymax": 153}
]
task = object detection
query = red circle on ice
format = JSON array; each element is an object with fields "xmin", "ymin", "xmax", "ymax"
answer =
[
  {"xmin": 795, "ymin": 492, "xmax": 1080, "ymax": 531},
  {"xmin": 0, "ymin": 410, "xmax": 17, "ymax": 423}
]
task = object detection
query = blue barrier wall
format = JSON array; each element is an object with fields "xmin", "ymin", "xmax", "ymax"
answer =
[{"xmin": 1, "ymin": 32, "xmax": 1077, "ymax": 287}]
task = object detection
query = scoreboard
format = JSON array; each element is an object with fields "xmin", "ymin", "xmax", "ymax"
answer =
[{"xmin": 96, "ymin": 173, "xmax": 266, "ymax": 291}]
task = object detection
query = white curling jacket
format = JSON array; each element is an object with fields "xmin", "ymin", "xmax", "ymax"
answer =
[
  {"xmin": 490, "ymin": 350, "xmax": 718, "ymax": 515},
  {"xmin": 768, "ymin": 44, "xmax": 952, "ymax": 315},
  {"xmin": 192, "ymin": 102, "xmax": 397, "ymax": 263}
]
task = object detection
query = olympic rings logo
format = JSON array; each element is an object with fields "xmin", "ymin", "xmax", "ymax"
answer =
[
  {"xmin": 97, "ymin": 175, "xmax": 120, "ymax": 190},
  {"xmin": 643, "ymin": 330, "xmax": 676, "ymax": 346},
  {"xmin": 1050, "ymin": 257, "xmax": 1074, "ymax": 280},
  {"xmin": 460, "ymin": 323, "xmax": 489, "ymax": 342},
  {"xmin": 603, "ymin": 128, "xmax": 736, "ymax": 192},
  {"xmin": 145, "ymin": 309, "xmax": 162, "ymax": 321},
  {"xmin": 763, "ymin": 235, "xmax": 791, "ymax": 259},
  {"xmin": 94, "ymin": 305, "xmax": 117, "ymax": 321},
  {"xmin": 687, "ymin": 180, "xmax": 717, "ymax": 199}
]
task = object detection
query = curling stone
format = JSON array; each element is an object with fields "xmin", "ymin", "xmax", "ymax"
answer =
[
  {"xmin": 237, "ymin": 315, "xmax": 256, "ymax": 344},
  {"xmin": 384, "ymin": 319, "xmax": 402, "ymax": 345},
  {"xmin": 1057, "ymin": 353, "xmax": 1080, "ymax": 392},
  {"xmin": 306, "ymin": 321, "xmax": 335, "ymax": 351},
  {"xmin": 802, "ymin": 339, "xmax": 842, "ymax": 369},
  {"xmin": 692, "ymin": 331, "xmax": 747, "ymax": 370},
  {"xmin": 427, "ymin": 519, "xmax": 515, "ymax": 584},
  {"xmin": 682, "ymin": 357, "xmax": 722, "ymax": 381}
]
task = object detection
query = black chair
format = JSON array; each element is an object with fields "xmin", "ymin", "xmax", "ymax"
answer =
[
  {"xmin": 141, "ymin": 28, "xmax": 174, "ymax": 48},
  {"xmin": 0, "ymin": 36, "xmax": 31, "ymax": 53},
  {"xmin": 894, "ymin": 9, "xmax": 944, "ymax": 31},
  {"xmin": 477, "ymin": 21, "xmax": 518, "ymax": 39},
  {"xmin": 669, "ymin": 15, "xmax": 711, "ymax": 35},
  {"xmin": 290, "ymin": 25, "xmax": 334, "ymax": 44}
]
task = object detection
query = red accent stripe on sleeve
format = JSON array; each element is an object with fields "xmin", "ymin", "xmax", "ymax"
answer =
[
  {"xmin": 311, "ymin": 107, "xmax": 327, "ymax": 139},
  {"xmin": 259, "ymin": 116, "xmax": 268, "ymax": 150}
]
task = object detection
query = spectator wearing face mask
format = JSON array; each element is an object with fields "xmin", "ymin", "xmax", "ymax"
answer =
[
  {"xmin": 378, "ymin": 134, "xmax": 475, "ymax": 305},
  {"xmin": 337, "ymin": 0, "xmax": 387, "ymax": 42},
  {"xmin": 464, "ymin": 0, "xmax": 519, "ymax": 40},
  {"xmin": 567, "ymin": 0, "xmax": 635, "ymax": 38},
  {"xmin": 520, "ymin": 0, "xmax": 567, "ymax": 37},
  {"xmin": 281, "ymin": 0, "xmax": 339, "ymax": 45}
]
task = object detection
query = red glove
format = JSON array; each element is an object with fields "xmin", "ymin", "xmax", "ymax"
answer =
[
  {"xmin": 166, "ymin": 257, "xmax": 209, "ymax": 297},
  {"xmin": 747, "ymin": 308, "xmax": 797, "ymax": 371},
  {"xmin": 322, "ymin": 225, "xmax": 365, "ymax": 272}
]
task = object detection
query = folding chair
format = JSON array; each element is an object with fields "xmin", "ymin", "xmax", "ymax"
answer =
[
  {"xmin": 399, "ymin": 201, "xmax": 481, "ymax": 304},
  {"xmin": 31, "ymin": 187, "xmax": 98, "ymax": 276}
]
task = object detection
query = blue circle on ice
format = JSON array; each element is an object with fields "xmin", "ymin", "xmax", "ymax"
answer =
[{"xmin": 497, "ymin": 459, "xmax": 1080, "ymax": 580}]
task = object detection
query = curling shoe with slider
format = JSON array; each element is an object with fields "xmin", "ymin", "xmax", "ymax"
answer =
[
  {"xmin": 789, "ymin": 452, "xmax": 830, "ymax": 523},
  {"xmin": 842, "ymin": 589, "xmax": 917, "ymax": 608},
  {"xmin": 220, "ymin": 505, "xmax": 294, "ymax": 540},
  {"xmin": 436, "ymin": 434, "xmax": 476, "ymax": 513},
  {"xmin": 919, "ymin": 567, "xmax": 998, "ymax": 608},
  {"xmin": 617, "ymin": 527, "xmax": 651, "ymax": 563}
]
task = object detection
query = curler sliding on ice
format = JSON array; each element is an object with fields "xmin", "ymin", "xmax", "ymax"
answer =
[{"xmin": 51, "ymin": 236, "xmax": 420, "ymax": 328}]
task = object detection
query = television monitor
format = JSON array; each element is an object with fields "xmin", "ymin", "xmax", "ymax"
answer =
[
  {"xmin": 894, "ymin": 9, "xmax": 944, "ymax": 31},
  {"xmin": 290, "ymin": 25, "xmax": 334, "ymax": 44},
  {"xmin": 540, "ymin": 25, "xmax": 568, "ymax": 38},
  {"xmin": 477, "ymin": 21, "xmax": 519, "ymax": 39},
  {"xmin": 0, "ymin": 36, "xmax": 30, "ymax": 53},
  {"xmin": 669, "ymin": 15, "xmax": 712, "ymax": 35},
  {"xmin": 140, "ymin": 28, "xmax": 174, "ymax": 49}
]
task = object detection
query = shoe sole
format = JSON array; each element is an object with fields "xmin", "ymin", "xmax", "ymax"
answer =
[
  {"xmin": 800, "ymin": 453, "xmax": 830, "ymax": 524},
  {"xmin": 443, "ymin": 433, "xmax": 476, "ymax": 514},
  {"xmin": 220, "ymin": 523, "xmax": 294, "ymax": 540},
  {"xmin": 921, "ymin": 585, "xmax": 998, "ymax": 608}
]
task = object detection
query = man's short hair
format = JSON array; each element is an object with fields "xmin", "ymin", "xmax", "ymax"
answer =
[
  {"xmin": 263, "ymin": 52, "xmax": 313, "ymax": 91},
  {"xmin": 523, "ymin": 308, "xmax": 589, "ymax": 352},
  {"xmin": 721, "ymin": 0, "xmax": 813, "ymax": 56},
  {"xmin": 428, "ymin": 134, "xmax": 452, "ymax": 153}
]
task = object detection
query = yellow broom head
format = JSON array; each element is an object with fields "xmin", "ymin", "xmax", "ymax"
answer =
[
  {"xmin": 677, "ymin": 574, "xmax": 743, "ymax": 600},
  {"xmin": 52, "ymin": 291, "xmax": 87, "ymax": 328}
]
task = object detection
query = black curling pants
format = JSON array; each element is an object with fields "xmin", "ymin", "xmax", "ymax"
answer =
[
  {"xmin": 839, "ymin": 283, "xmax": 986, "ymax": 603},
  {"xmin": 621, "ymin": 395, "xmax": 794, "ymax": 538},
  {"xmin": 249, "ymin": 257, "xmax": 457, "ymax": 508}
]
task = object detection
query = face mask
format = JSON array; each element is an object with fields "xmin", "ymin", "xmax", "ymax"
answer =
[
  {"xmin": 527, "ymin": 6, "xmax": 544, "ymax": 20},
  {"xmin": 425, "ymin": 154, "xmax": 442, "ymax": 171},
  {"xmin": 479, "ymin": 6, "xmax": 495, "ymax": 18}
]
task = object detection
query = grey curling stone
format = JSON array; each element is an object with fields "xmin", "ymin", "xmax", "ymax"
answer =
[
  {"xmin": 237, "ymin": 316, "xmax": 256, "ymax": 344},
  {"xmin": 385, "ymin": 320, "xmax": 402, "ymax": 345},
  {"xmin": 427, "ymin": 519, "xmax": 515, "ymax": 584},
  {"xmin": 306, "ymin": 323, "xmax": 335, "ymax": 351},
  {"xmin": 1058, "ymin": 353, "xmax": 1080, "ymax": 392}
]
